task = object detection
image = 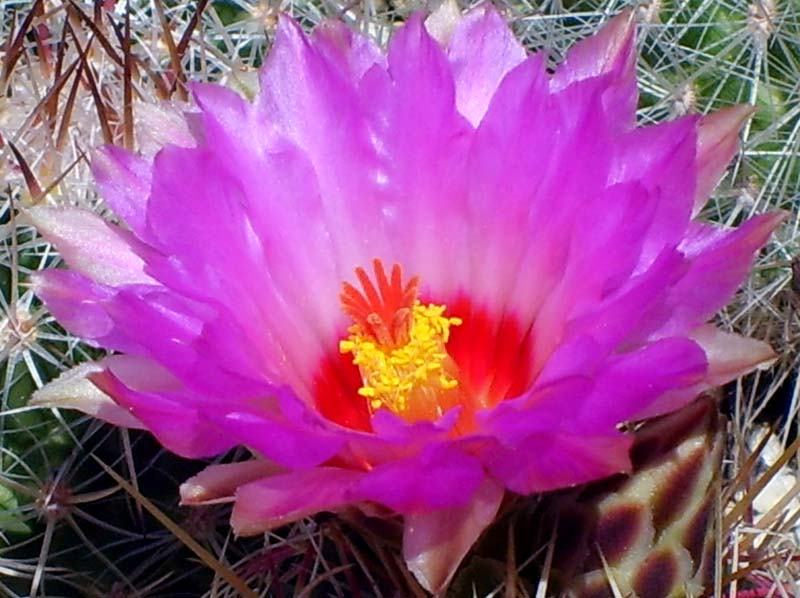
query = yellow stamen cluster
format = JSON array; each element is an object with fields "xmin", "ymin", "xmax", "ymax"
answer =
[{"xmin": 339, "ymin": 301, "xmax": 462, "ymax": 416}]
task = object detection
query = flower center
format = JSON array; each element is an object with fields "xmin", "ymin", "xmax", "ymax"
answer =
[{"xmin": 339, "ymin": 260, "xmax": 463, "ymax": 422}]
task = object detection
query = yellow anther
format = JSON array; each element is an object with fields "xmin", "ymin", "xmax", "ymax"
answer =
[{"xmin": 340, "ymin": 300, "xmax": 462, "ymax": 419}]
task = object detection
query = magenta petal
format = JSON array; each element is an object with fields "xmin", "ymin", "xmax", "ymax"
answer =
[
  {"xmin": 311, "ymin": 19, "xmax": 386, "ymax": 82},
  {"xmin": 31, "ymin": 271, "xmax": 221, "ymax": 389},
  {"xmin": 91, "ymin": 355, "xmax": 236, "ymax": 459},
  {"xmin": 664, "ymin": 212, "xmax": 785, "ymax": 332},
  {"xmin": 257, "ymin": 16, "xmax": 381, "ymax": 258},
  {"xmin": 357, "ymin": 444, "xmax": 484, "ymax": 513},
  {"xmin": 527, "ymin": 181, "xmax": 659, "ymax": 365},
  {"xmin": 635, "ymin": 325, "xmax": 778, "ymax": 415},
  {"xmin": 403, "ymin": 478, "xmax": 503, "ymax": 594},
  {"xmin": 219, "ymin": 405, "xmax": 344, "ymax": 470},
  {"xmin": 358, "ymin": 14, "xmax": 473, "ymax": 296},
  {"xmin": 91, "ymin": 146, "xmax": 152, "ymax": 236},
  {"xmin": 370, "ymin": 407, "xmax": 459, "ymax": 439},
  {"xmin": 144, "ymin": 145, "xmax": 315, "ymax": 359},
  {"xmin": 586, "ymin": 338, "xmax": 708, "ymax": 426},
  {"xmin": 541, "ymin": 249, "xmax": 686, "ymax": 373},
  {"xmin": 231, "ymin": 467, "xmax": 363, "ymax": 535},
  {"xmin": 553, "ymin": 9, "xmax": 637, "ymax": 127},
  {"xmin": 444, "ymin": 3, "xmax": 526, "ymax": 125},
  {"xmin": 33, "ymin": 273, "xmax": 238, "ymax": 399},
  {"xmin": 480, "ymin": 376, "xmax": 595, "ymax": 439},
  {"xmin": 486, "ymin": 338, "xmax": 704, "ymax": 454},
  {"xmin": 554, "ymin": 9, "xmax": 635, "ymax": 83},
  {"xmin": 189, "ymin": 83, "xmax": 253, "ymax": 153},
  {"xmin": 143, "ymin": 141, "xmax": 342, "ymax": 390},
  {"xmin": 629, "ymin": 326, "xmax": 775, "ymax": 421},
  {"xmin": 531, "ymin": 336, "xmax": 706, "ymax": 427},
  {"xmin": 612, "ymin": 116, "xmax": 699, "ymax": 265},
  {"xmin": 33, "ymin": 270, "xmax": 117, "ymax": 343},
  {"xmin": 144, "ymin": 145, "xmax": 252, "ymax": 261},
  {"xmin": 81, "ymin": 287, "xmax": 232, "ymax": 391},
  {"xmin": 487, "ymin": 432, "xmax": 632, "ymax": 494},
  {"xmin": 461, "ymin": 53, "xmax": 559, "ymax": 312}
]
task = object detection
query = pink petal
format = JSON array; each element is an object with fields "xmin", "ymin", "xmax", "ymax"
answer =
[
  {"xmin": 554, "ymin": 9, "xmax": 635, "ymax": 83},
  {"xmin": 25, "ymin": 206, "xmax": 154, "ymax": 286},
  {"xmin": 180, "ymin": 460, "xmax": 284, "ymax": 505},
  {"xmin": 442, "ymin": 3, "xmax": 527, "ymax": 125},
  {"xmin": 35, "ymin": 254, "xmax": 282, "ymax": 401},
  {"xmin": 527, "ymin": 181, "xmax": 660, "ymax": 367},
  {"xmin": 91, "ymin": 355, "xmax": 237, "ymax": 459},
  {"xmin": 694, "ymin": 105, "xmax": 754, "ymax": 215},
  {"xmin": 217, "ymin": 407, "xmax": 344, "ymax": 470},
  {"xmin": 552, "ymin": 9, "xmax": 637, "ymax": 126},
  {"xmin": 311, "ymin": 19, "xmax": 386, "ymax": 82},
  {"xmin": 231, "ymin": 467, "xmax": 364, "ymax": 536},
  {"xmin": 34, "ymin": 272, "xmax": 219, "ymax": 391},
  {"xmin": 91, "ymin": 145, "xmax": 152, "ymax": 236},
  {"xmin": 509, "ymin": 337, "xmax": 705, "ymax": 433},
  {"xmin": 611, "ymin": 115, "xmax": 699, "ymax": 266},
  {"xmin": 32, "ymin": 270, "xmax": 118, "ymax": 343},
  {"xmin": 187, "ymin": 85, "xmax": 346, "ymax": 367},
  {"xmin": 486, "ymin": 432, "xmax": 632, "ymax": 495},
  {"xmin": 85, "ymin": 285, "xmax": 242, "ymax": 394},
  {"xmin": 634, "ymin": 326, "xmax": 776, "ymax": 419},
  {"xmin": 142, "ymin": 143, "xmax": 331, "ymax": 392},
  {"xmin": 556, "ymin": 249, "xmax": 687, "ymax": 360},
  {"xmin": 403, "ymin": 478, "xmax": 503, "ymax": 594},
  {"xmin": 256, "ymin": 16, "xmax": 386, "ymax": 271},
  {"xmin": 584, "ymin": 337, "xmax": 708, "ymax": 427},
  {"xmin": 357, "ymin": 444, "xmax": 484, "ymax": 513},
  {"xmin": 482, "ymin": 376, "xmax": 594, "ymax": 431},
  {"xmin": 30, "ymin": 361, "xmax": 144, "ymax": 428},
  {"xmin": 359, "ymin": 13, "xmax": 473, "ymax": 297},
  {"xmin": 662, "ymin": 212, "xmax": 786, "ymax": 333},
  {"xmin": 189, "ymin": 82, "xmax": 252, "ymax": 142},
  {"xmin": 459, "ymin": 53, "xmax": 566, "ymax": 314}
]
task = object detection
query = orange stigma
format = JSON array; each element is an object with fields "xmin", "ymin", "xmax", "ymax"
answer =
[{"xmin": 339, "ymin": 260, "xmax": 420, "ymax": 348}]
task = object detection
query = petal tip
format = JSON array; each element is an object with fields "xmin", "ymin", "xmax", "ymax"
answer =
[
  {"xmin": 694, "ymin": 104, "xmax": 758, "ymax": 212},
  {"xmin": 555, "ymin": 7, "xmax": 637, "ymax": 92},
  {"xmin": 425, "ymin": 0, "xmax": 462, "ymax": 45}
]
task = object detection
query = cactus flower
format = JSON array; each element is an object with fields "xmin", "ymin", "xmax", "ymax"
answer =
[{"xmin": 29, "ymin": 4, "xmax": 779, "ymax": 592}]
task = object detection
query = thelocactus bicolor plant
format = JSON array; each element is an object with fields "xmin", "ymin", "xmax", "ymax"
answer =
[{"xmin": 29, "ymin": 3, "xmax": 780, "ymax": 592}]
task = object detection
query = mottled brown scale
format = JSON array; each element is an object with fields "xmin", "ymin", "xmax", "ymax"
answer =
[
  {"xmin": 632, "ymin": 550, "xmax": 679, "ymax": 598},
  {"xmin": 541, "ymin": 394, "xmax": 724, "ymax": 598},
  {"xmin": 652, "ymin": 447, "xmax": 705, "ymax": 535},
  {"xmin": 596, "ymin": 503, "xmax": 648, "ymax": 565},
  {"xmin": 630, "ymin": 397, "xmax": 716, "ymax": 469},
  {"xmin": 684, "ymin": 494, "xmax": 713, "ymax": 568}
]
